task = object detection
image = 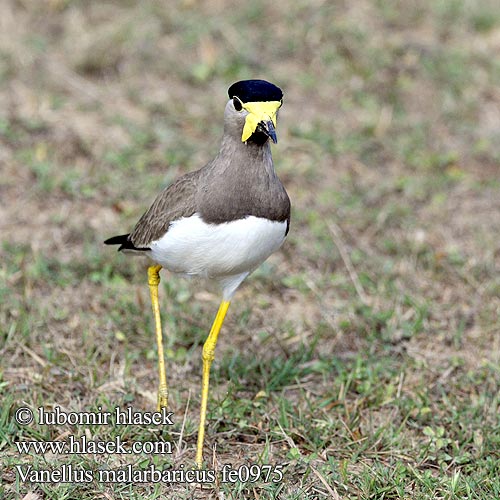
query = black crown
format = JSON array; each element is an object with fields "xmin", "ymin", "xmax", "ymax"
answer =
[{"xmin": 228, "ymin": 79, "xmax": 283, "ymax": 103}]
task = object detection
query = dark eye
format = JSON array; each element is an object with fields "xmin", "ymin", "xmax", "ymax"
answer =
[{"xmin": 233, "ymin": 97, "xmax": 243, "ymax": 112}]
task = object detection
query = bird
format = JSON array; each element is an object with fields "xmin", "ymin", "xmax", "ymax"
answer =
[{"xmin": 104, "ymin": 79, "xmax": 290, "ymax": 467}]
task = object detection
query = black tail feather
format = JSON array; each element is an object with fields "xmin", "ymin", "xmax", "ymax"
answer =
[{"xmin": 104, "ymin": 234, "xmax": 150, "ymax": 251}]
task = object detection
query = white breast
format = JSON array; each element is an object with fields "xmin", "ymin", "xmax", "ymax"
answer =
[{"xmin": 148, "ymin": 214, "xmax": 288, "ymax": 283}]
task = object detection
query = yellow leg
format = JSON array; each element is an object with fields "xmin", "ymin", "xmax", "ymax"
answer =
[
  {"xmin": 195, "ymin": 300, "xmax": 231, "ymax": 468},
  {"xmin": 148, "ymin": 265, "xmax": 168, "ymax": 410}
]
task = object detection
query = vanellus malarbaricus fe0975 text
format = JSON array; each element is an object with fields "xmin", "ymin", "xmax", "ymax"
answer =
[{"xmin": 105, "ymin": 79, "xmax": 290, "ymax": 467}]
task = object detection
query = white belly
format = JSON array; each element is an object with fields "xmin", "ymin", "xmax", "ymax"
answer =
[{"xmin": 148, "ymin": 213, "xmax": 288, "ymax": 280}]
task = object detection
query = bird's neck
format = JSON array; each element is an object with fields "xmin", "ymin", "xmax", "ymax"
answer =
[
  {"xmin": 216, "ymin": 134, "xmax": 274, "ymax": 175},
  {"xmin": 197, "ymin": 132, "xmax": 288, "ymax": 225}
]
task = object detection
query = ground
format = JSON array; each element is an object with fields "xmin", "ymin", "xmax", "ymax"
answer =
[{"xmin": 0, "ymin": 0, "xmax": 499, "ymax": 499}]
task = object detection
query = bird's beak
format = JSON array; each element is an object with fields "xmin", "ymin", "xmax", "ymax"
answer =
[
  {"xmin": 258, "ymin": 119, "xmax": 278, "ymax": 144},
  {"xmin": 241, "ymin": 100, "xmax": 281, "ymax": 143}
]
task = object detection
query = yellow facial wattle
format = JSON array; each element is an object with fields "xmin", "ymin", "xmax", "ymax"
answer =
[{"xmin": 241, "ymin": 101, "xmax": 282, "ymax": 142}]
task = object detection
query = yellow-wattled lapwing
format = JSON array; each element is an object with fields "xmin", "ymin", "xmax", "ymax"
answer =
[{"xmin": 105, "ymin": 79, "xmax": 290, "ymax": 467}]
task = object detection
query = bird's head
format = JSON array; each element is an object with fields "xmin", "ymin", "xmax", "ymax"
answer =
[{"xmin": 225, "ymin": 79, "xmax": 283, "ymax": 145}]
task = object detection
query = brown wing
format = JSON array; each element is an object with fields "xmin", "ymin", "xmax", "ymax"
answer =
[{"xmin": 129, "ymin": 170, "xmax": 199, "ymax": 248}]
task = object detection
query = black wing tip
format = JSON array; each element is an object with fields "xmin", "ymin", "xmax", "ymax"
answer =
[
  {"xmin": 104, "ymin": 234, "xmax": 130, "ymax": 246},
  {"xmin": 104, "ymin": 234, "xmax": 150, "ymax": 252}
]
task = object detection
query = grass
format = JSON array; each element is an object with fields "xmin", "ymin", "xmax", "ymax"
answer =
[{"xmin": 1, "ymin": 0, "xmax": 500, "ymax": 498}]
